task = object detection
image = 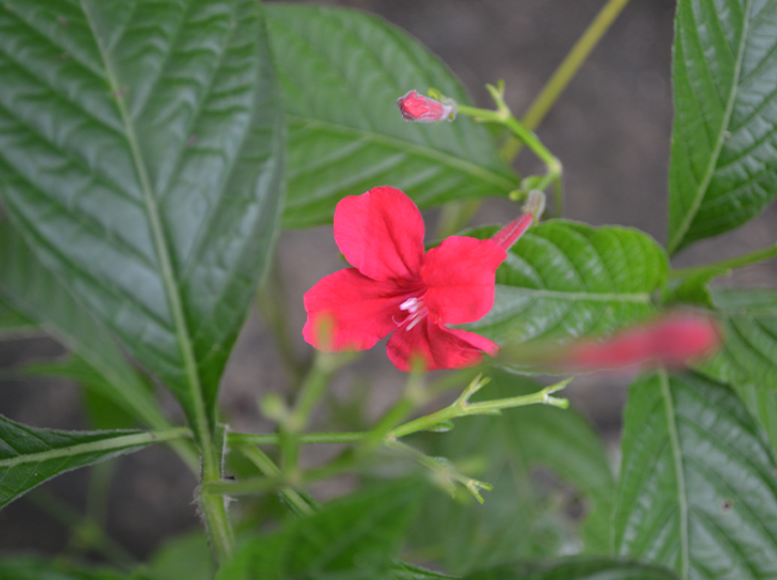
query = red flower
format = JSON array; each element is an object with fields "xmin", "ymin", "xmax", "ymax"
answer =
[
  {"xmin": 302, "ymin": 186, "xmax": 532, "ymax": 371},
  {"xmin": 397, "ymin": 90, "xmax": 457, "ymax": 123}
]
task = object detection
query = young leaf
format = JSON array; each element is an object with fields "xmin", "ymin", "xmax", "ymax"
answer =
[
  {"xmin": 698, "ymin": 289, "xmax": 777, "ymax": 389},
  {"xmin": 667, "ymin": 0, "xmax": 777, "ymax": 253},
  {"xmin": 466, "ymin": 221, "xmax": 668, "ymax": 348},
  {"xmin": 0, "ymin": 0, "xmax": 284, "ymax": 438},
  {"xmin": 216, "ymin": 479, "xmax": 425, "ymax": 580},
  {"xmin": 464, "ymin": 558, "xmax": 678, "ymax": 580},
  {"xmin": 613, "ymin": 371, "xmax": 777, "ymax": 579},
  {"xmin": 265, "ymin": 4, "xmax": 517, "ymax": 228},
  {"xmin": 0, "ymin": 415, "xmax": 188, "ymax": 509}
]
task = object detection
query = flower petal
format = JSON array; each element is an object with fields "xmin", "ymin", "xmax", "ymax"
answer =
[
  {"xmin": 386, "ymin": 319, "xmax": 498, "ymax": 371},
  {"xmin": 303, "ymin": 268, "xmax": 406, "ymax": 351},
  {"xmin": 421, "ymin": 236, "xmax": 506, "ymax": 324},
  {"xmin": 334, "ymin": 186, "xmax": 425, "ymax": 282}
]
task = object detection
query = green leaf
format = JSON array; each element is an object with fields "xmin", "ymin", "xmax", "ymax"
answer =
[
  {"xmin": 0, "ymin": 556, "xmax": 154, "ymax": 580},
  {"xmin": 408, "ymin": 371, "xmax": 615, "ymax": 573},
  {"xmin": 216, "ymin": 479, "xmax": 424, "ymax": 580},
  {"xmin": 466, "ymin": 221, "xmax": 668, "ymax": 348},
  {"xmin": 613, "ymin": 371, "xmax": 777, "ymax": 579},
  {"xmin": 661, "ymin": 266, "xmax": 730, "ymax": 308},
  {"xmin": 464, "ymin": 558, "xmax": 678, "ymax": 580},
  {"xmin": 738, "ymin": 385, "xmax": 777, "ymax": 454},
  {"xmin": 0, "ymin": 223, "xmax": 171, "ymax": 435},
  {"xmin": 0, "ymin": 0, "xmax": 284, "ymax": 435},
  {"xmin": 698, "ymin": 289, "xmax": 777, "ymax": 389},
  {"xmin": 0, "ymin": 414, "xmax": 188, "ymax": 509},
  {"xmin": 149, "ymin": 530, "xmax": 215, "ymax": 580},
  {"xmin": 265, "ymin": 4, "xmax": 517, "ymax": 228},
  {"xmin": 667, "ymin": 0, "xmax": 777, "ymax": 253}
]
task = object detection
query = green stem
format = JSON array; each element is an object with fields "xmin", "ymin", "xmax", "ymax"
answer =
[
  {"xmin": 385, "ymin": 439, "xmax": 493, "ymax": 503},
  {"xmin": 457, "ymin": 93, "xmax": 562, "ymax": 216},
  {"xmin": 229, "ymin": 431, "xmax": 367, "ymax": 446},
  {"xmin": 669, "ymin": 241, "xmax": 777, "ymax": 279},
  {"xmin": 281, "ymin": 351, "xmax": 355, "ymax": 475},
  {"xmin": 237, "ymin": 445, "xmax": 317, "ymax": 516},
  {"xmin": 367, "ymin": 370, "xmax": 427, "ymax": 442},
  {"xmin": 388, "ymin": 377, "xmax": 571, "ymax": 440},
  {"xmin": 204, "ymin": 454, "xmax": 359, "ymax": 497},
  {"xmin": 257, "ymin": 256, "xmax": 305, "ymax": 386},
  {"xmin": 523, "ymin": 0, "xmax": 631, "ymax": 132}
]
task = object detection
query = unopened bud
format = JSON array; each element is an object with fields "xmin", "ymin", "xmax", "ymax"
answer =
[
  {"xmin": 397, "ymin": 90, "xmax": 457, "ymax": 123},
  {"xmin": 564, "ymin": 313, "xmax": 720, "ymax": 371}
]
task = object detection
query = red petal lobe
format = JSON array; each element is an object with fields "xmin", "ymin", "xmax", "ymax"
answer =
[
  {"xmin": 422, "ymin": 236, "xmax": 506, "ymax": 324},
  {"xmin": 334, "ymin": 187, "xmax": 425, "ymax": 282},
  {"xmin": 303, "ymin": 268, "xmax": 405, "ymax": 351},
  {"xmin": 386, "ymin": 319, "xmax": 496, "ymax": 371}
]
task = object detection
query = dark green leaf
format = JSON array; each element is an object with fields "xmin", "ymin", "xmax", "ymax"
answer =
[
  {"xmin": 613, "ymin": 371, "xmax": 777, "ymax": 579},
  {"xmin": 699, "ymin": 289, "xmax": 777, "ymax": 389},
  {"xmin": 266, "ymin": 4, "xmax": 516, "ymax": 228},
  {"xmin": 466, "ymin": 221, "xmax": 668, "ymax": 348},
  {"xmin": 0, "ymin": 415, "xmax": 185, "ymax": 509},
  {"xmin": 0, "ymin": 556, "xmax": 154, "ymax": 580},
  {"xmin": 667, "ymin": 0, "xmax": 777, "ymax": 253},
  {"xmin": 0, "ymin": 223, "xmax": 170, "ymax": 434},
  {"xmin": 464, "ymin": 558, "xmax": 678, "ymax": 580},
  {"xmin": 0, "ymin": 0, "xmax": 284, "ymax": 433},
  {"xmin": 216, "ymin": 479, "xmax": 424, "ymax": 580}
]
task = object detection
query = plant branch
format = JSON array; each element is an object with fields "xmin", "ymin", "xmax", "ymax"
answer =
[
  {"xmin": 387, "ymin": 375, "xmax": 571, "ymax": 440},
  {"xmin": 523, "ymin": 0, "xmax": 632, "ymax": 132},
  {"xmin": 236, "ymin": 445, "xmax": 317, "ymax": 516},
  {"xmin": 456, "ymin": 87, "xmax": 563, "ymax": 217},
  {"xmin": 384, "ymin": 439, "xmax": 493, "ymax": 503}
]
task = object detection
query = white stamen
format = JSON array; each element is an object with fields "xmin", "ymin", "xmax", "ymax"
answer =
[{"xmin": 397, "ymin": 296, "xmax": 427, "ymax": 331}]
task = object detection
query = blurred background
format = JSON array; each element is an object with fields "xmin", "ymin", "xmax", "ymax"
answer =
[{"xmin": 1, "ymin": 0, "xmax": 775, "ymax": 562}]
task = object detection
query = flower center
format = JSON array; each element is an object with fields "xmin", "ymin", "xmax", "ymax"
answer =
[{"xmin": 398, "ymin": 296, "xmax": 428, "ymax": 331}]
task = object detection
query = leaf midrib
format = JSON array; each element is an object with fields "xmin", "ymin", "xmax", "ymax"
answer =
[
  {"xmin": 494, "ymin": 285, "xmax": 652, "ymax": 303},
  {"xmin": 0, "ymin": 428, "xmax": 190, "ymax": 468},
  {"xmin": 669, "ymin": 0, "xmax": 752, "ymax": 254},
  {"xmin": 660, "ymin": 370, "xmax": 689, "ymax": 580},
  {"xmin": 79, "ymin": 1, "xmax": 210, "ymax": 446},
  {"xmin": 285, "ymin": 114, "xmax": 517, "ymax": 192}
]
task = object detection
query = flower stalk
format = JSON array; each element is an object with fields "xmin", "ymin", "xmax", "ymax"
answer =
[
  {"xmin": 387, "ymin": 375, "xmax": 571, "ymax": 440},
  {"xmin": 454, "ymin": 83, "xmax": 564, "ymax": 216}
]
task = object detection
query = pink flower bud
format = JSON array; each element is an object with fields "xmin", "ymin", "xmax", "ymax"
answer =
[{"xmin": 397, "ymin": 90, "xmax": 457, "ymax": 123}]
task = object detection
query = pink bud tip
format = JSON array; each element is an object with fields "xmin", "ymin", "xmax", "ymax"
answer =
[
  {"xmin": 492, "ymin": 213, "xmax": 533, "ymax": 251},
  {"xmin": 397, "ymin": 90, "xmax": 456, "ymax": 123},
  {"xmin": 564, "ymin": 313, "xmax": 720, "ymax": 371}
]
